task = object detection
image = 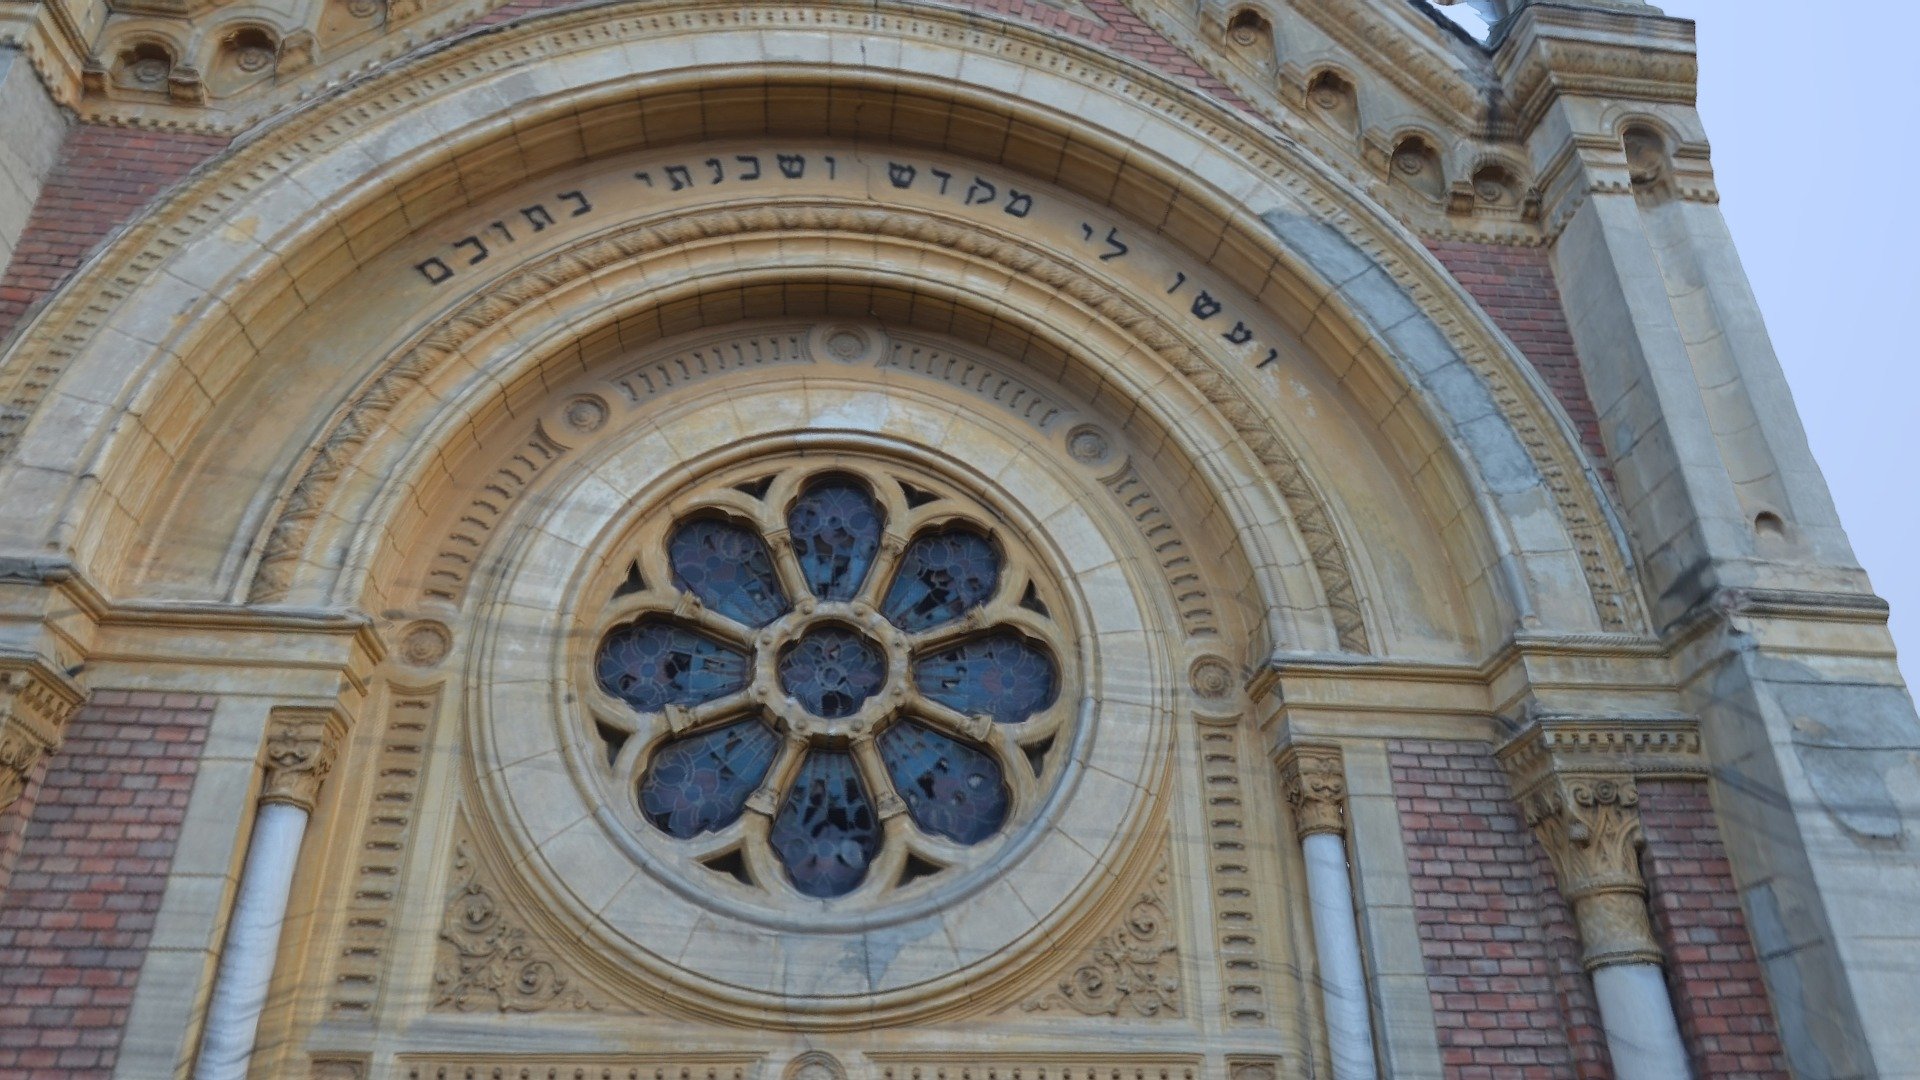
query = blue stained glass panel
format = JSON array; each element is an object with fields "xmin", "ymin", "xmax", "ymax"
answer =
[
  {"xmin": 880, "ymin": 530, "xmax": 1000, "ymax": 632},
  {"xmin": 789, "ymin": 478, "xmax": 884, "ymax": 601},
  {"xmin": 596, "ymin": 620, "xmax": 750, "ymax": 712},
  {"xmin": 639, "ymin": 718, "xmax": 781, "ymax": 838},
  {"xmin": 778, "ymin": 626, "xmax": 887, "ymax": 718},
  {"xmin": 878, "ymin": 721, "xmax": 1007, "ymax": 845},
  {"xmin": 770, "ymin": 751, "xmax": 881, "ymax": 897},
  {"xmin": 914, "ymin": 631, "xmax": 1058, "ymax": 725},
  {"xmin": 669, "ymin": 519, "xmax": 789, "ymax": 627}
]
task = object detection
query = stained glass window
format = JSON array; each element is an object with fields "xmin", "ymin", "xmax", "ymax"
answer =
[
  {"xmin": 640, "ymin": 719, "xmax": 781, "ymax": 838},
  {"xmin": 669, "ymin": 518, "xmax": 788, "ymax": 627},
  {"xmin": 879, "ymin": 720, "xmax": 1008, "ymax": 844},
  {"xmin": 915, "ymin": 631, "xmax": 1058, "ymax": 725},
  {"xmin": 769, "ymin": 751, "xmax": 881, "ymax": 897},
  {"xmin": 597, "ymin": 620, "xmax": 750, "ymax": 712},
  {"xmin": 881, "ymin": 529, "xmax": 999, "ymax": 632},
  {"xmin": 779, "ymin": 625, "xmax": 887, "ymax": 718},
  {"xmin": 789, "ymin": 478, "xmax": 883, "ymax": 601},
  {"xmin": 589, "ymin": 464, "xmax": 1068, "ymax": 901}
]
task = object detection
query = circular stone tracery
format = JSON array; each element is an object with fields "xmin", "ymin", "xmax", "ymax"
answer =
[{"xmin": 588, "ymin": 465, "xmax": 1070, "ymax": 902}]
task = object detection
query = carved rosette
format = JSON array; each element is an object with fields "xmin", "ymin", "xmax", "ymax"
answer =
[
  {"xmin": 1277, "ymin": 743, "xmax": 1347, "ymax": 839},
  {"xmin": 260, "ymin": 707, "xmax": 349, "ymax": 812},
  {"xmin": 0, "ymin": 661, "xmax": 85, "ymax": 815},
  {"xmin": 1518, "ymin": 772, "xmax": 1660, "ymax": 969}
]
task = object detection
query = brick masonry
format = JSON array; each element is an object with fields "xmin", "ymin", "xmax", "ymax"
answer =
[
  {"xmin": 0, "ymin": 691, "xmax": 215, "ymax": 1079},
  {"xmin": 1425, "ymin": 240, "xmax": 1611, "ymax": 471},
  {"xmin": 1390, "ymin": 738, "xmax": 1607, "ymax": 1078},
  {"xmin": 1392, "ymin": 741, "xmax": 1792, "ymax": 1079},
  {"xmin": 0, "ymin": 127, "xmax": 230, "ymax": 346},
  {"xmin": 1640, "ymin": 778, "xmax": 1791, "ymax": 1080}
]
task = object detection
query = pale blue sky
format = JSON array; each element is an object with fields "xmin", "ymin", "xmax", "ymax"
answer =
[{"xmin": 1658, "ymin": 2, "xmax": 1920, "ymax": 684}]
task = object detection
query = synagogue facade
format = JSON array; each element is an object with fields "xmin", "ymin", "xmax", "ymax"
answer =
[{"xmin": 0, "ymin": 0, "xmax": 1912, "ymax": 1077}]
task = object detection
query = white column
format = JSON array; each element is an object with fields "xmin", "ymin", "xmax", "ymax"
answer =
[
  {"xmin": 1280, "ymin": 744, "xmax": 1379, "ymax": 1080},
  {"xmin": 1592, "ymin": 963, "xmax": 1691, "ymax": 1080},
  {"xmin": 1499, "ymin": 738, "xmax": 1695, "ymax": 1080},
  {"xmin": 190, "ymin": 707, "xmax": 345, "ymax": 1080},
  {"xmin": 1302, "ymin": 830, "xmax": 1380, "ymax": 1080},
  {"xmin": 191, "ymin": 803, "xmax": 309, "ymax": 1080}
]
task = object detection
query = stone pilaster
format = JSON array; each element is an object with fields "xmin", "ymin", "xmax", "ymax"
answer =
[
  {"xmin": 1497, "ymin": 716, "xmax": 1703, "ymax": 969},
  {"xmin": 1277, "ymin": 743, "xmax": 1347, "ymax": 839},
  {"xmin": 259, "ymin": 706, "xmax": 349, "ymax": 812}
]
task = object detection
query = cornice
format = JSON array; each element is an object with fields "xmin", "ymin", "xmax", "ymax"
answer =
[
  {"xmin": 1286, "ymin": 0, "xmax": 1491, "ymax": 132},
  {"xmin": 1495, "ymin": 711, "xmax": 1706, "ymax": 789},
  {"xmin": 0, "ymin": 1, "xmax": 92, "ymax": 108},
  {"xmin": 1495, "ymin": 2, "xmax": 1697, "ymax": 136}
]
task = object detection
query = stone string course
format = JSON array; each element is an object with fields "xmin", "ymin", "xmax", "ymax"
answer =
[{"xmin": 0, "ymin": 692, "xmax": 214, "ymax": 1079}]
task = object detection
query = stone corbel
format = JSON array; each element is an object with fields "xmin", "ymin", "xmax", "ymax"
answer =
[
  {"xmin": 1496, "ymin": 714, "xmax": 1704, "ymax": 970},
  {"xmin": 0, "ymin": 654, "xmax": 86, "ymax": 814},
  {"xmin": 259, "ymin": 706, "xmax": 350, "ymax": 812},
  {"xmin": 166, "ymin": 64, "xmax": 206, "ymax": 104},
  {"xmin": 1276, "ymin": 743, "xmax": 1348, "ymax": 839}
]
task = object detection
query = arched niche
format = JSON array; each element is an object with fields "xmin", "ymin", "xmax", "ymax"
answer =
[{"xmin": 0, "ymin": 0, "xmax": 1645, "ymax": 661}]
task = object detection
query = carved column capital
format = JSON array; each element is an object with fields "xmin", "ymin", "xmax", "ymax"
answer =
[
  {"xmin": 1276, "ymin": 743, "xmax": 1348, "ymax": 839},
  {"xmin": 260, "ymin": 707, "xmax": 350, "ymax": 812},
  {"xmin": 1497, "ymin": 716, "xmax": 1700, "ymax": 970},
  {"xmin": 1518, "ymin": 771, "xmax": 1660, "ymax": 969},
  {"xmin": 0, "ymin": 657, "xmax": 86, "ymax": 814}
]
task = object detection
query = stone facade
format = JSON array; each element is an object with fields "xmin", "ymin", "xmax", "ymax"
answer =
[{"xmin": 0, "ymin": 0, "xmax": 1912, "ymax": 1078}]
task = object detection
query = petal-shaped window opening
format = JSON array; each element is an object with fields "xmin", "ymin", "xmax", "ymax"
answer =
[
  {"xmin": 881, "ymin": 529, "xmax": 999, "ymax": 632},
  {"xmin": 597, "ymin": 620, "xmax": 750, "ymax": 712},
  {"xmin": 669, "ymin": 518, "xmax": 789, "ymax": 627},
  {"xmin": 789, "ymin": 478, "xmax": 884, "ymax": 601},
  {"xmin": 639, "ymin": 718, "xmax": 782, "ymax": 838},
  {"xmin": 878, "ymin": 721, "xmax": 1008, "ymax": 845},
  {"xmin": 914, "ymin": 631, "xmax": 1058, "ymax": 725},
  {"xmin": 770, "ymin": 751, "xmax": 881, "ymax": 897},
  {"xmin": 778, "ymin": 625, "xmax": 887, "ymax": 719}
]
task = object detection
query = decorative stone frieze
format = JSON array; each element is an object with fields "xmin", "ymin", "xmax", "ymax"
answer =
[
  {"xmin": 1498, "ymin": 715, "xmax": 1704, "ymax": 970},
  {"xmin": 1277, "ymin": 743, "xmax": 1348, "ymax": 839},
  {"xmin": 259, "ymin": 706, "xmax": 349, "ymax": 812},
  {"xmin": 0, "ymin": 655, "xmax": 86, "ymax": 814}
]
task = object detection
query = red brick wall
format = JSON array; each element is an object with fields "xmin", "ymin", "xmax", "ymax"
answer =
[
  {"xmin": 0, "ymin": 128, "xmax": 230, "ymax": 345},
  {"xmin": 1390, "ymin": 739, "xmax": 1608, "ymax": 1078},
  {"xmin": 1425, "ymin": 241, "xmax": 1609, "ymax": 470},
  {"xmin": 0, "ymin": 691, "xmax": 215, "ymax": 1079},
  {"xmin": 1640, "ymin": 778, "xmax": 1790, "ymax": 1079}
]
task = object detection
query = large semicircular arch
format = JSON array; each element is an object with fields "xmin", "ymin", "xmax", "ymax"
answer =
[{"xmin": 0, "ymin": 0, "xmax": 1644, "ymax": 645}]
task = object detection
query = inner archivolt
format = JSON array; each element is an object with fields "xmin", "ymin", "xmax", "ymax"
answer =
[{"xmin": 591, "ymin": 469, "xmax": 1066, "ymax": 900}]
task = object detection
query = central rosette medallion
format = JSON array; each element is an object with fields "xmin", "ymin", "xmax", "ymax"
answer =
[
  {"xmin": 778, "ymin": 624, "xmax": 888, "ymax": 719},
  {"xmin": 586, "ymin": 465, "xmax": 1070, "ymax": 902}
]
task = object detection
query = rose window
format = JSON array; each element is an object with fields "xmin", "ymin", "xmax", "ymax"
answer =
[{"xmin": 586, "ymin": 465, "xmax": 1073, "ymax": 902}]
